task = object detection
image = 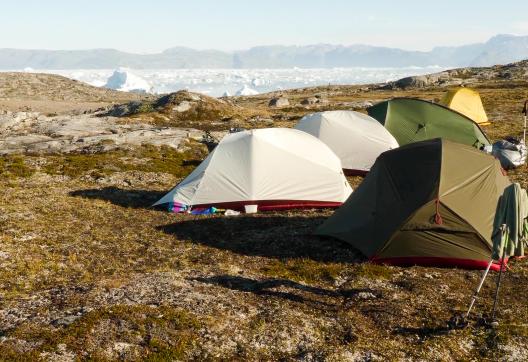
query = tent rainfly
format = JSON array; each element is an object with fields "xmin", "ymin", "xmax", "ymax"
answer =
[
  {"xmin": 294, "ymin": 110, "xmax": 399, "ymax": 175},
  {"xmin": 439, "ymin": 87, "xmax": 490, "ymax": 126},
  {"xmin": 367, "ymin": 98, "xmax": 490, "ymax": 148},
  {"xmin": 154, "ymin": 128, "xmax": 352, "ymax": 211},
  {"xmin": 317, "ymin": 138, "xmax": 511, "ymax": 271}
]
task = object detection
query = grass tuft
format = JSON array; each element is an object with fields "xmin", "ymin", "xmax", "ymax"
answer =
[
  {"xmin": 0, "ymin": 155, "xmax": 35, "ymax": 178},
  {"xmin": 262, "ymin": 258, "xmax": 344, "ymax": 284}
]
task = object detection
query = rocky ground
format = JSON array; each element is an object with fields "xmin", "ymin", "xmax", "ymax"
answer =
[
  {"xmin": 1, "ymin": 61, "xmax": 528, "ymax": 361},
  {"xmin": 0, "ymin": 110, "xmax": 207, "ymax": 155},
  {"xmin": 0, "ymin": 72, "xmax": 149, "ymax": 114}
]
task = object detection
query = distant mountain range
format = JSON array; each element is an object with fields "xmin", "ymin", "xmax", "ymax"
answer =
[{"xmin": 1, "ymin": 34, "xmax": 527, "ymax": 69}]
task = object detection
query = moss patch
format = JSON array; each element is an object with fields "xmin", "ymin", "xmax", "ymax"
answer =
[
  {"xmin": 41, "ymin": 144, "xmax": 207, "ymax": 178},
  {"xmin": 262, "ymin": 258, "xmax": 345, "ymax": 284},
  {"xmin": 0, "ymin": 155, "xmax": 35, "ymax": 178}
]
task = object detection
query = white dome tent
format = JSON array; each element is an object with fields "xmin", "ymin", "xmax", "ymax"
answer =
[
  {"xmin": 154, "ymin": 128, "xmax": 352, "ymax": 212},
  {"xmin": 294, "ymin": 110, "xmax": 399, "ymax": 175}
]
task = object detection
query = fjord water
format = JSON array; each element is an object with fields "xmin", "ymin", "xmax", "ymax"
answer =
[{"xmin": 23, "ymin": 66, "xmax": 445, "ymax": 96}]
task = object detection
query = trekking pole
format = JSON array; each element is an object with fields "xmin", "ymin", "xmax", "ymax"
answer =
[
  {"xmin": 491, "ymin": 224, "xmax": 508, "ymax": 323},
  {"xmin": 465, "ymin": 259, "xmax": 494, "ymax": 319},
  {"xmin": 523, "ymin": 100, "xmax": 527, "ymax": 144}
]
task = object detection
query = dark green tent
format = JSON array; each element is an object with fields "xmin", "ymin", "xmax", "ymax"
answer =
[
  {"xmin": 317, "ymin": 139, "xmax": 510, "ymax": 270},
  {"xmin": 367, "ymin": 98, "xmax": 490, "ymax": 147}
]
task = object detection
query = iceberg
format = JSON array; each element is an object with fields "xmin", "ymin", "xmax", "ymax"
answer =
[
  {"xmin": 104, "ymin": 68, "xmax": 152, "ymax": 93},
  {"xmin": 235, "ymin": 84, "xmax": 259, "ymax": 96}
]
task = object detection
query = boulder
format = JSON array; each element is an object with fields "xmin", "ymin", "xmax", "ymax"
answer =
[
  {"xmin": 188, "ymin": 93, "xmax": 202, "ymax": 101},
  {"xmin": 106, "ymin": 101, "xmax": 143, "ymax": 117},
  {"xmin": 52, "ymin": 315, "xmax": 81, "ymax": 327},
  {"xmin": 498, "ymin": 71, "xmax": 513, "ymax": 79},
  {"xmin": 172, "ymin": 101, "xmax": 193, "ymax": 112},
  {"xmin": 268, "ymin": 97, "xmax": 290, "ymax": 107},
  {"xmin": 338, "ymin": 100, "xmax": 373, "ymax": 109},
  {"xmin": 394, "ymin": 75, "xmax": 430, "ymax": 89},
  {"xmin": 301, "ymin": 97, "xmax": 318, "ymax": 106},
  {"xmin": 300, "ymin": 95, "xmax": 328, "ymax": 106}
]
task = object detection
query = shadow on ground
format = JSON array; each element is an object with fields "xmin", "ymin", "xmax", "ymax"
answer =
[
  {"xmin": 193, "ymin": 275, "xmax": 379, "ymax": 309},
  {"xmin": 70, "ymin": 187, "xmax": 166, "ymax": 209},
  {"xmin": 158, "ymin": 215, "xmax": 363, "ymax": 263},
  {"xmin": 393, "ymin": 325, "xmax": 452, "ymax": 341},
  {"xmin": 70, "ymin": 188, "xmax": 363, "ymax": 263}
]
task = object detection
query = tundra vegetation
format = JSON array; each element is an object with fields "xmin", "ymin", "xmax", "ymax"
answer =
[{"xmin": 1, "ymin": 62, "xmax": 528, "ymax": 360}]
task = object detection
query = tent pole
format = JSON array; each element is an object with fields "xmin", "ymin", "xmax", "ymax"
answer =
[
  {"xmin": 465, "ymin": 259, "xmax": 494, "ymax": 319},
  {"xmin": 491, "ymin": 225, "xmax": 508, "ymax": 321}
]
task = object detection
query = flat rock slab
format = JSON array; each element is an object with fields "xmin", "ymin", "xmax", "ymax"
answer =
[{"xmin": 0, "ymin": 111, "xmax": 204, "ymax": 154}]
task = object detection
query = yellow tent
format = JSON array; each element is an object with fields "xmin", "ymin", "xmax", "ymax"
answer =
[{"xmin": 440, "ymin": 87, "xmax": 490, "ymax": 126}]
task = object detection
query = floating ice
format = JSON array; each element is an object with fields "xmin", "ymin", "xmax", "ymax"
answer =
[
  {"xmin": 104, "ymin": 68, "xmax": 153, "ymax": 93},
  {"xmin": 235, "ymin": 84, "xmax": 259, "ymax": 96},
  {"xmin": 251, "ymin": 78, "xmax": 266, "ymax": 87},
  {"xmin": 29, "ymin": 66, "xmax": 447, "ymax": 97}
]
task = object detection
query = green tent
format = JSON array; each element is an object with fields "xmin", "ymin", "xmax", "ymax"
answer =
[
  {"xmin": 367, "ymin": 98, "xmax": 490, "ymax": 147},
  {"xmin": 317, "ymin": 138, "xmax": 510, "ymax": 270}
]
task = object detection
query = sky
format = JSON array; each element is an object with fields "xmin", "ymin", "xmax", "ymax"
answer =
[{"xmin": 0, "ymin": 0, "xmax": 527, "ymax": 53}]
